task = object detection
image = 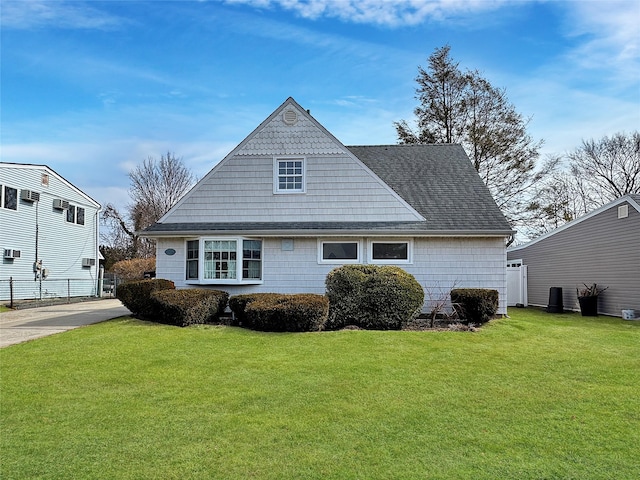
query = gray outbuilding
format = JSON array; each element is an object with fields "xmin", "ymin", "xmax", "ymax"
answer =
[{"xmin": 507, "ymin": 194, "xmax": 640, "ymax": 317}]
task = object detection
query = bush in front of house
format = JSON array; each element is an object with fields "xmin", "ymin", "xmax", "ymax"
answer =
[
  {"xmin": 245, "ymin": 294, "xmax": 329, "ymax": 332},
  {"xmin": 229, "ymin": 293, "xmax": 284, "ymax": 326},
  {"xmin": 150, "ymin": 288, "xmax": 229, "ymax": 327},
  {"xmin": 324, "ymin": 265, "xmax": 425, "ymax": 330},
  {"xmin": 111, "ymin": 258, "xmax": 156, "ymax": 283},
  {"xmin": 116, "ymin": 278, "xmax": 175, "ymax": 318},
  {"xmin": 450, "ymin": 288, "xmax": 499, "ymax": 325},
  {"xmin": 229, "ymin": 293, "xmax": 329, "ymax": 332}
]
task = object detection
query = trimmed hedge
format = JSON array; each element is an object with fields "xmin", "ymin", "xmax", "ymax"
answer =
[
  {"xmin": 116, "ymin": 278, "xmax": 175, "ymax": 318},
  {"xmin": 150, "ymin": 289, "xmax": 229, "ymax": 327},
  {"xmin": 229, "ymin": 293, "xmax": 329, "ymax": 332},
  {"xmin": 324, "ymin": 265, "xmax": 424, "ymax": 330},
  {"xmin": 450, "ymin": 288, "xmax": 499, "ymax": 324},
  {"xmin": 229, "ymin": 293, "xmax": 284, "ymax": 326}
]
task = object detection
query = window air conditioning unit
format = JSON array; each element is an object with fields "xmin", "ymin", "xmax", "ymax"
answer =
[
  {"xmin": 20, "ymin": 190, "xmax": 40, "ymax": 202},
  {"xmin": 82, "ymin": 258, "xmax": 96, "ymax": 267},
  {"xmin": 3, "ymin": 249, "xmax": 21, "ymax": 259},
  {"xmin": 53, "ymin": 199, "xmax": 70, "ymax": 210}
]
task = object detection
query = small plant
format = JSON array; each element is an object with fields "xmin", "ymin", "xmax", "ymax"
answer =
[{"xmin": 577, "ymin": 283, "xmax": 608, "ymax": 297}]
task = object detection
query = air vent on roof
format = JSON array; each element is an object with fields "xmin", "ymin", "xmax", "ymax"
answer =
[
  {"xmin": 21, "ymin": 190, "xmax": 40, "ymax": 202},
  {"xmin": 283, "ymin": 109, "xmax": 298, "ymax": 126}
]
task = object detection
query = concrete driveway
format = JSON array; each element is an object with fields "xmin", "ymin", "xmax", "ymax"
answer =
[{"xmin": 0, "ymin": 299, "xmax": 131, "ymax": 348}]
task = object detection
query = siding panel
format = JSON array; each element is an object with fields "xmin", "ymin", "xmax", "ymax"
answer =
[
  {"xmin": 156, "ymin": 236, "xmax": 507, "ymax": 315},
  {"xmin": 1, "ymin": 164, "xmax": 100, "ymax": 300},
  {"xmin": 508, "ymin": 200, "xmax": 640, "ymax": 316}
]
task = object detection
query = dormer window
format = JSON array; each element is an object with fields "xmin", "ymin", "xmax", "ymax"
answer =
[{"xmin": 274, "ymin": 157, "xmax": 305, "ymax": 193}]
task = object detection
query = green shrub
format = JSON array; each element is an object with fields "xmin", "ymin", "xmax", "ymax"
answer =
[
  {"xmin": 150, "ymin": 289, "xmax": 229, "ymax": 327},
  {"xmin": 325, "ymin": 265, "xmax": 424, "ymax": 330},
  {"xmin": 450, "ymin": 288, "xmax": 499, "ymax": 324},
  {"xmin": 244, "ymin": 294, "xmax": 329, "ymax": 332},
  {"xmin": 229, "ymin": 293, "xmax": 284, "ymax": 326},
  {"xmin": 116, "ymin": 278, "xmax": 175, "ymax": 318}
]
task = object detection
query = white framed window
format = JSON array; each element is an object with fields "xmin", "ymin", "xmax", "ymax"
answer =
[
  {"xmin": 1, "ymin": 185, "xmax": 18, "ymax": 211},
  {"xmin": 186, "ymin": 238, "xmax": 263, "ymax": 284},
  {"xmin": 186, "ymin": 240, "xmax": 199, "ymax": 280},
  {"xmin": 368, "ymin": 240, "xmax": 412, "ymax": 264},
  {"xmin": 274, "ymin": 157, "xmax": 305, "ymax": 193},
  {"xmin": 318, "ymin": 240, "xmax": 361, "ymax": 264},
  {"xmin": 65, "ymin": 204, "xmax": 85, "ymax": 225}
]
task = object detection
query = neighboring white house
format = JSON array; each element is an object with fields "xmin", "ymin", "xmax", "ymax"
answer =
[
  {"xmin": 508, "ymin": 194, "xmax": 640, "ymax": 317},
  {"xmin": 0, "ymin": 163, "xmax": 101, "ymax": 301},
  {"xmin": 141, "ymin": 97, "xmax": 514, "ymax": 314}
]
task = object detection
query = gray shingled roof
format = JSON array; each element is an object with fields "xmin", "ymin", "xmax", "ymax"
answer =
[
  {"xmin": 142, "ymin": 144, "xmax": 513, "ymax": 236},
  {"xmin": 348, "ymin": 144, "xmax": 512, "ymax": 232}
]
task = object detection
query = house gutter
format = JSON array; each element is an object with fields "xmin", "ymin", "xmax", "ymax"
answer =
[{"xmin": 139, "ymin": 229, "xmax": 515, "ymax": 238}]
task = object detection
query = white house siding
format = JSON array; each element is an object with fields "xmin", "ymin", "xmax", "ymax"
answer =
[
  {"xmin": 0, "ymin": 164, "xmax": 100, "ymax": 301},
  {"xmin": 164, "ymin": 155, "xmax": 420, "ymax": 224},
  {"xmin": 507, "ymin": 198, "xmax": 640, "ymax": 316},
  {"xmin": 162, "ymin": 101, "xmax": 421, "ymax": 225},
  {"xmin": 155, "ymin": 236, "xmax": 507, "ymax": 315}
]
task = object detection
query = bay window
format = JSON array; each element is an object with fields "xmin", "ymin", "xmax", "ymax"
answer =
[{"xmin": 186, "ymin": 238, "xmax": 262, "ymax": 283}]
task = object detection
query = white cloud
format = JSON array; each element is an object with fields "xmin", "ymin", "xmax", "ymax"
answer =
[
  {"xmin": 225, "ymin": 0, "xmax": 509, "ymax": 27},
  {"xmin": 560, "ymin": 0, "xmax": 640, "ymax": 86},
  {"xmin": 1, "ymin": 0, "xmax": 128, "ymax": 30}
]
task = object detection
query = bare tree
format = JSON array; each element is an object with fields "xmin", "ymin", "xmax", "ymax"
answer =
[
  {"xmin": 101, "ymin": 152, "xmax": 195, "ymax": 260},
  {"xmin": 568, "ymin": 131, "xmax": 640, "ymax": 203},
  {"xmin": 523, "ymin": 132, "xmax": 639, "ymax": 240},
  {"xmin": 395, "ymin": 45, "xmax": 547, "ymax": 227}
]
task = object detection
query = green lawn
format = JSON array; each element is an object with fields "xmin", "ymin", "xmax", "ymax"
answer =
[{"xmin": 1, "ymin": 308, "xmax": 639, "ymax": 479}]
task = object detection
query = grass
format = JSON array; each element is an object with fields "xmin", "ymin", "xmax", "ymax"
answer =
[{"xmin": 1, "ymin": 308, "xmax": 639, "ymax": 479}]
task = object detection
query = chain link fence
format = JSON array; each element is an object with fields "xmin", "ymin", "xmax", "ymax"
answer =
[{"xmin": 1, "ymin": 274, "xmax": 122, "ymax": 308}]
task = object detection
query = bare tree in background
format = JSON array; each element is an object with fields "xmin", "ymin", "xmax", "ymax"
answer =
[
  {"xmin": 395, "ymin": 45, "xmax": 548, "ymax": 228},
  {"xmin": 568, "ymin": 131, "xmax": 640, "ymax": 204},
  {"xmin": 523, "ymin": 131, "xmax": 639, "ymax": 240},
  {"xmin": 101, "ymin": 152, "xmax": 195, "ymax": 261}
]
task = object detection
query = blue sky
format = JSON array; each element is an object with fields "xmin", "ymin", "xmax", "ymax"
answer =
[{"xmin": 2, "ymin": 0, "xmax": 639, "ymax": 214}]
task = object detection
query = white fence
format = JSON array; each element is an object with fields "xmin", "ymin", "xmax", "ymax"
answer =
[{"xmin": 507, "ymin": 265, "xmax": 528, "ymax": 307}]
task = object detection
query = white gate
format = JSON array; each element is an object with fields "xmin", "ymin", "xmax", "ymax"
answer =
[{"xmin": 507, "ymin": 265, "xmax": 528, "ymax": 307}]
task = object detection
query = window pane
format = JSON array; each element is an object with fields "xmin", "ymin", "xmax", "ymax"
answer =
[
  {"xmin": 372, "ymin": 242, "xmax": 408, "ymax": 260},
  {"xmin": 4, "ymin": 186, "xmax": 17, "ymax": 210},
  {"xmin": 277, "ymin": 160, "xmax": 303, "ymax": 191},
  {"xmin": 186, "ymin": 260, "xmax": 198, "ymax": 279},
  {"xmin": 242, "ymin": 240, "xmax": 262, "ymax": 279},
  {"xmin": 67, "ymin": 205, "xmax": 76, "ymax": 223},
  {"xmin": 76, "ymin": 207, "xmax": 85, "ymax": 225},
  {"xmin": 322, "ymin": 242, "xmax": 358, "ymax": 260},
  {"xmin": 204, "ymin": 240, "xmax": 237, "ymax": 279},
  {"xmin": 186, "ymin": 240, "xmax": 199, "ymax": 280},
  {"xmin": 187, "ymin": 240, "xmax": 199, "ymax": 259}
]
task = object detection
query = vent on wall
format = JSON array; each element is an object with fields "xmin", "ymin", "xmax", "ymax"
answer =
[
  {"xmin": 283, "ymin": 109, "xmax": 298, "ymax": 125},
  {"xmin": 20, "ymin": 190, "xmax": 40, "ymax": 202},
  {"xmin": 618, "ymin": 204, "xmax": 629, "ymax": 219},
  {"xmin": 3, "ymin": 249, "xmax": 21, "ymax": 259},
  {"xmin": 53, "ymin": 199, "xmax": 70, "ymax": 210}
]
